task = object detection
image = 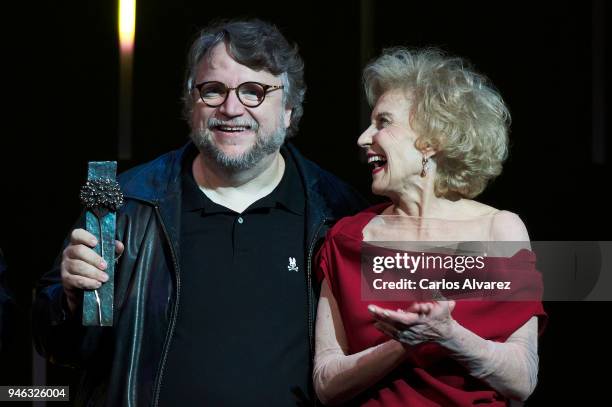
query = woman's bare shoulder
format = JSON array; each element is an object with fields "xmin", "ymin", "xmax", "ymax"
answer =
[
  {"xmin": 490, "ymin": 210, "xmax": 530, "ymax": 241},
  {"xmin": 457, "ymin": 199, "xmax": 500, "ymax": 217},
  {"xmin": 458, "ymin": 201, "xmax": 529, "ymax": 240}
]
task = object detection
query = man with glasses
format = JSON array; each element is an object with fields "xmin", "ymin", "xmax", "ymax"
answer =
[{"xmin": 33, "ymin": 19, "xmax": 366, "ymax": 406}]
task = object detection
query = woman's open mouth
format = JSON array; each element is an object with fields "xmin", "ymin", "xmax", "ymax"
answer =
[{"xmin": 367, "ymin": 154, "xmax": 387, "ymax": 174}]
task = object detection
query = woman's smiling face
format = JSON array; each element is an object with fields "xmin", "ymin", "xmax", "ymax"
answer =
[{"xmin": 358, "ymin": 89, "xmax": 426, "ymax": 198}]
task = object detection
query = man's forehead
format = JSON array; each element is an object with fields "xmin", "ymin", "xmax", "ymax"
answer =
[{"xmin": 196, "ymin": 43, "xmax": 278, "ymax": 82}]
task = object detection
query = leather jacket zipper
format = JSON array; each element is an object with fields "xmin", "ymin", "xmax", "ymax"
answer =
[{"xmin": 151, "ymin": 203, "xmax": 181, "ymax": 407}]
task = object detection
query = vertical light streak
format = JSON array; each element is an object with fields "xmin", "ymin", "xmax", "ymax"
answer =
[{"xmin": 118, "ymin": 0, "xmax": 136, "ymax": 159}]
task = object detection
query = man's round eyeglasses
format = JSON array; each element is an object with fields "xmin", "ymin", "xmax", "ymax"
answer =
[{"xmin": 194, "ymin": 81, "xmax": 284, "ymax": 108}]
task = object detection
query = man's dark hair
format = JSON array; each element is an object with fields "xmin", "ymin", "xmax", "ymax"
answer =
[{"xmin": 183, "ymin": 19, "xmax": 306, "ymax": 137}]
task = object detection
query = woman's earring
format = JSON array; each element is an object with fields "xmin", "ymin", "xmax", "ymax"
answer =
[{"xmin": 420, "ymin": 155, "xmax": 429, "ymax": 178}]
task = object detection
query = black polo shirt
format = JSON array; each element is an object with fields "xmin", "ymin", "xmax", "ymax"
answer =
[{"xmin": 158, "ymin": 149, "xmax": 309, "ymax": 406}]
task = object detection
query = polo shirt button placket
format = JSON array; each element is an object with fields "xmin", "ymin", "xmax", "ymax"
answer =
[{"xmin": 237, "ymin": 216, "xmax": 244, "ymax": 224}]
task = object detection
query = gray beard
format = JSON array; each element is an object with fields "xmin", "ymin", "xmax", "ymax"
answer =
[{"xmin": 190, "ymin": 125, "xmax": 287, "ymax": 173}]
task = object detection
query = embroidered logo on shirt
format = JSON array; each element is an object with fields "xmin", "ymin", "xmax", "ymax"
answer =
[{"xmin": 287, "ymin": 257, "xmax": 299, "ymax": 272}]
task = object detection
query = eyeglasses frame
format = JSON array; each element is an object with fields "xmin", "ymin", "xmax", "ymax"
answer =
[{"xmin": 193, "ymin": 81, "xmax": 285, "ymax": 108}]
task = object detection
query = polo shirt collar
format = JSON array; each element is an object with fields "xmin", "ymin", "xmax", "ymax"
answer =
[{"xmin": 181, "ymin": 148, "xmax": 305, "ymax": 216}]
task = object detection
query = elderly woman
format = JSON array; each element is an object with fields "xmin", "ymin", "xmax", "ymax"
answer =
[{"xmin": 313, "ymin": 48, "xmax": 545, "ymax": 406}]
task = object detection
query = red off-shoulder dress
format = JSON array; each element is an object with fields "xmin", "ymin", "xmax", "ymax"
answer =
[{"xmin": 317, "ymin": 204, "xmax": 547, "ymax": 407}]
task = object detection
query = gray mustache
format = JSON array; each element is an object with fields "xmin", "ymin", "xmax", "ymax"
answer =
[{"xmin": 208, "ymin": 117, "xmax": 259, "ymax": 131}]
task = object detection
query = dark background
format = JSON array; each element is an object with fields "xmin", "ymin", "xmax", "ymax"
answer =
[{"xmin": 1, "ymin": 0, "xmax": 610, "ymax": 405}]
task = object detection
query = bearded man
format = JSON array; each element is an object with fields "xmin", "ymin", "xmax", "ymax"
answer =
[{"xmin": 33, "ymin": 19, "xmax": 366, "ymax": 407}]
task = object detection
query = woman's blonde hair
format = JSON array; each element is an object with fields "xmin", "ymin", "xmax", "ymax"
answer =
[{"xmin": 363, "ymin": 47, "xmax": 510, "ymax": 199}]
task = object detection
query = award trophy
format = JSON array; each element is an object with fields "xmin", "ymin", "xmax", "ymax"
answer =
[{"xmin": 79, "ymin": 162, "xmax": 123, "ymax": 326}]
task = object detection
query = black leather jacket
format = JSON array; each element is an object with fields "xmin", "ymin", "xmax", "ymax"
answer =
[{"xmin": 33, "ymin": 142, "xmax": 368, "ymax": 407}]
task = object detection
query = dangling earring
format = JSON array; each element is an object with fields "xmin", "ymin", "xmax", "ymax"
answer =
[{"xmin": 420, "ymin": 155, "xmax": 429, "ymax": 178}]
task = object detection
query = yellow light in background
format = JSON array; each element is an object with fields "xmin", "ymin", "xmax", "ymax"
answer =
[
  {"xmin": 119, "ymin": 0, "xmax": 136, "ymax": 53},
  {"xmin": 118, "ymin": 0, "xmax": 136, "ymax": 159}
]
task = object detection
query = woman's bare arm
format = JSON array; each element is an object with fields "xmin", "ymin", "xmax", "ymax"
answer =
[{"xmin": 313, "ymin": 280, "xmax": 408, "ymax": 406}]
